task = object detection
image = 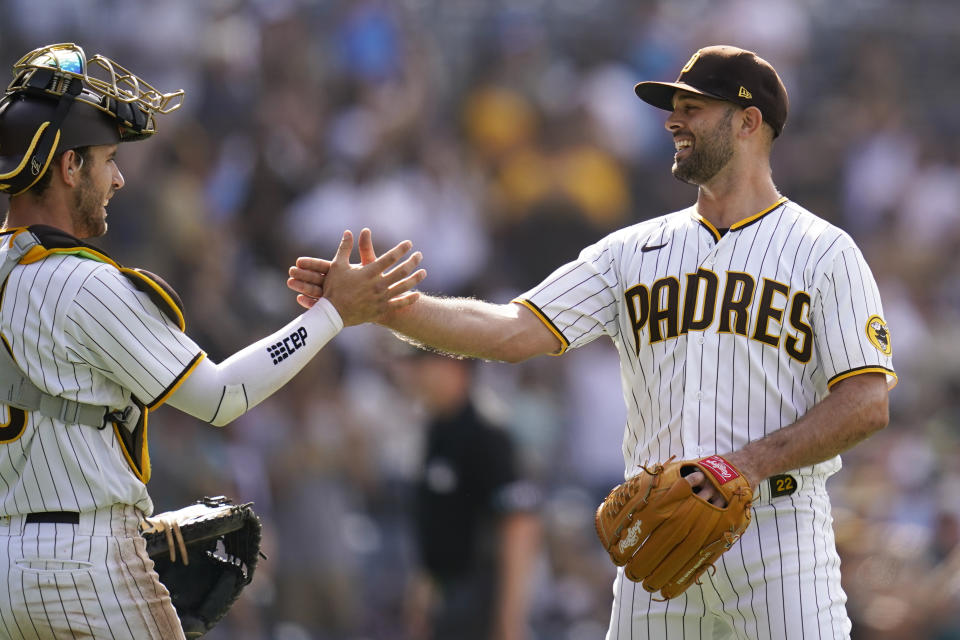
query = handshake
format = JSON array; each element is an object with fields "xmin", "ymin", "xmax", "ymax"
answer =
[{"xmin": 285, "ymin": 228, "xmax": 426, "ymax": 327}]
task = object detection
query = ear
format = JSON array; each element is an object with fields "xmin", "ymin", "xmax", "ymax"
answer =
[
  {"xmin": 738, "ymin": 106, "xmax": 765, "ymax": 138},
  {"xmin": 58, "ymin": 149, "xmax": 82, "ymax": 187}
]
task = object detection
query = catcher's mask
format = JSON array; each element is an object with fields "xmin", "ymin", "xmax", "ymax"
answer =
[{"xmin": 0, "ymin": 43, "xmax": 184, "ymax": 195}]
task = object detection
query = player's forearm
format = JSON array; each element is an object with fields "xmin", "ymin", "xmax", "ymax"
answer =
[
  {"xmin": 380, "ymin": 294, "xmax": 558, "ymax": 363},
  {"xmin": 724, "ymin": 372, "xmax": 889, "ymax": 488},
  {"xmin": 167, "ymin": 299, "xmax": 343, "ymax": 425}
]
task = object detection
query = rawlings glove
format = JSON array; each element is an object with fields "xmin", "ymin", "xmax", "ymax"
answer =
[
  {"xmin": 595, "ymin": 455, "xmax": 753, "ymax": 599},
  {"xmin": 141, "ymin": 496, "xmax": 263, "ymax": 638}
]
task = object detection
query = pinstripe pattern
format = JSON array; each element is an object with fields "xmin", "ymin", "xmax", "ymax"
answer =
[
  {"xmin": 0, "ymin": 246, "xmax": 203, "ymax": 516},
  {"xmin": 0, "ymin": 235, "xmax": 202, "ymax": 637},
  {"xmin": 0, "ymin": 505, "xmax": 185, "ymax": 639},
  {"xmin": 520, "ymin": 200, "xmax": 893, "ymax": 639}
]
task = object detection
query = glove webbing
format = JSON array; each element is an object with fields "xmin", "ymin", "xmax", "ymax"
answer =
[{"xmin": 141, "ymin": 513, "xmax": 190, "ymax": 565}]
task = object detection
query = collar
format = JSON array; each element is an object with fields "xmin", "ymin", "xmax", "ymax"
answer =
[
  {"xmin": 694, "ymin": 196, "xmax": 788, "ymax": 242},
  {"xmin": 2, "ymin": 224, "xmax": 185, "ymax": 331}
]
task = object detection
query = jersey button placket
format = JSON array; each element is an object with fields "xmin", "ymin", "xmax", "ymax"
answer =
[
  {"xmin": 701, "ymin": 234, "xmax": 719, "ymax": 270},
  {"xmin": 701, "ymin": 229, "xmax": 725, "ymax": 271},
  {"xmin": 683, "ymin": 234, "xmax": 717, "ymax": 456},
  {"xmin": 681, "ymin": 333, "xmax": 705, "ymax": 457}
]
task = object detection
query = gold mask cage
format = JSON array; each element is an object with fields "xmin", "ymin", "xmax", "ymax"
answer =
[
  {"xmin": 6, "ymin": 42, "xmax": 184, "ymax": 138},
  {"xmin": 0, "ymin": 42, "xmax": 184, "ymax": 194}
]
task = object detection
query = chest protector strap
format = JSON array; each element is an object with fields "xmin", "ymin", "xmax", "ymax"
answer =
[
  {"xmin": 0, "ymin": 227, "xmax": 184, "ymax": 484},
  {"xmin": 0, "ymin": 230, "xmax": 120, "ymax": 428}
]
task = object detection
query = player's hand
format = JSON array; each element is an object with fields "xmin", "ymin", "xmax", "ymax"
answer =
[
  {"xmin": 287, "ymin": 257, "xmax": 329, "ymax": 309},
  {"xmin": 683, "ymin": 470, "xmax": 729, "ymax": 507},
  {"xmin": 683, "ymin": 455, "xmax": 758, "ymax": 507},
  {"xmin": 357, "ymin": 227, "xmax": 379, "ymax": 266},
  {"xmin": 353, "ymin": 228, "xmax": 410, "ymax": 325},
  {"xmin": 288, "ymin": 228, "xmax": 389, "ymax": 309},
  {"xmin": 292, "ymin": 230, "xmax": 426, "ymax": 326}
]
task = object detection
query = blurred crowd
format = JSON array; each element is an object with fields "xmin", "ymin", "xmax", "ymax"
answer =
[{"xmin": 4, "ymin": 0, "xmax": 960, "ymax": 638}]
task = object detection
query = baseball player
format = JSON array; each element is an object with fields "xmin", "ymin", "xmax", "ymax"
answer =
[
  {"xmin": 0, "ymin": 43, "xmax": 425, "ymax": 639},
  {"xmin": 290, "ymin": 45, "xmax": 895, "ymax": 638}
]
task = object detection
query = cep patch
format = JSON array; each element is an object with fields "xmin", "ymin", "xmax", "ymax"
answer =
[
  {"xmin": 267, "ymin": 327, "xmax": 308, "ymax": 364},
  {"xmin": 769, "ymin": 474, "xmax": 797, "ymax": 498}
]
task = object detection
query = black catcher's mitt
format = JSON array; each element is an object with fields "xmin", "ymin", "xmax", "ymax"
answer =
[{"xmin": 141, "ymin": 496, "xmax": 263, "ymax": 638}]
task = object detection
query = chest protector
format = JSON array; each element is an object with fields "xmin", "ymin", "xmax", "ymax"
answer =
[{"xmin": 0, "ymin": 226, "xmax": 186, "ymax": 483}]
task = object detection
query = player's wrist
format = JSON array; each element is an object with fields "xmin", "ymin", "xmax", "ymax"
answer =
[
  {"xmin": 310, "ymin": 296, "xmax": 344, "ymax": 331},
  {"xmin": 718, "ymin": 452, "xmax": 760, "ymax": 490}
]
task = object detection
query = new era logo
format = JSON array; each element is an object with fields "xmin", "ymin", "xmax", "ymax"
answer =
[
  {"xmin": 680, "ymin": 51, "xmax": 701, "ymax": 74},
  {"xmin": 738, "ymin": 86, "xmax": 752, "ymax": 99}
]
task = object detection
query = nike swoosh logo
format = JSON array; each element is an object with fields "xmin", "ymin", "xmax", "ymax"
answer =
[{"xmin": 641, "ymin": 242, "xmax": 668, "ymax": 252}]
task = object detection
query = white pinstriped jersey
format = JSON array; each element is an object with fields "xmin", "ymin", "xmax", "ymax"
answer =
[
  {"xmin": 0, "ymin": 235, "xmax": 204, "ymax": 517},
  {"xmin": 519, "ymin": 197, "xmax": 895, "ymax": 637},
  {"xmin": 518, "ymin": 197, "xmax": 895, "ymax": 478}
]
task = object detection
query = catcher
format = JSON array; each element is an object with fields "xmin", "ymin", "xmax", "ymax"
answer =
[{"xmin": 0, "ymin": 42, "xmax": 425, "ymax": 639}]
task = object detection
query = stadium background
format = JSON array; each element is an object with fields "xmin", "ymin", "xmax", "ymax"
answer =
[{"xmin": 3, "ymin": 0, "xmax": 960, "ymax": 638}]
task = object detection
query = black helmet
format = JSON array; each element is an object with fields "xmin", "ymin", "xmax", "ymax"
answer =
[{"xmin": 0, "ymin": 43, "xmax": 184, "ymax": 195}]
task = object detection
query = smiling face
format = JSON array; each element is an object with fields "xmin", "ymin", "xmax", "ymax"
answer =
[
  {"xmin": 665, "ymin": 92, "xmax": 738, "ymax": 186},
  {"xmin": 70, "ymin": 144, "xmax": 124, "ymax": 239}
]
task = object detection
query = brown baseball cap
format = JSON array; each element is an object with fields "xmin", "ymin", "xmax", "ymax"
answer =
[{"xmin": 634, "ymin": 45, "xmax": 789, "ymax": 137}]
